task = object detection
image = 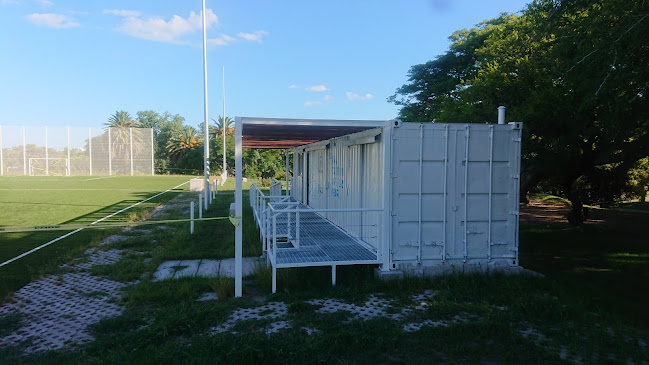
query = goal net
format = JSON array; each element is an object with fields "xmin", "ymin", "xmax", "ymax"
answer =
[{"xmin": 28, "ymin": 158, "xmax": 70, "ymax": 176}]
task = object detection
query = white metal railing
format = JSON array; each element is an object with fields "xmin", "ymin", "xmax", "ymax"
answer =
[
  {"xmin": 250, "ymin": 183, "xmax": 384, "ymax": 258},
  {"xmin": 270, "ymin": 178, "xmax": 282, "ymax": 201},
  {"xmin": 265, "ymin": 202, "xmax": 382, "ymax": 266}
]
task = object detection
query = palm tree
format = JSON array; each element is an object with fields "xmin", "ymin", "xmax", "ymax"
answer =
[
  {"xmin": 104, "ymin": 111, "xmax": 143, "ymax": 163},
  {"xmin": 166, "ymin": 126, "xmax": 203, "ymax": 163},
  {"xmin": 106, "ymin": 111, "xmax": 137, "ymax": 129},
  {"xmin": 210, "ymin": 116, "xmax": 234, "ymax": 139}
]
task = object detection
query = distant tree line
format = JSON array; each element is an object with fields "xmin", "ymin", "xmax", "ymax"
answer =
[
  {"xmin": 389, "ymin": 0, "xmax": 649, "ymax": 223},
  {"xmin": 104, "ymin": 110, "xmax": 287, "ymax": 181}
]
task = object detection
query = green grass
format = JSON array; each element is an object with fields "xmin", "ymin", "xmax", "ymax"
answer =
[
  {"xmin": 615, "ymin": 201, "xmax": 649, "ymax": 211},
  {"xmin": 0, "ymin": 175, "xmax": 193, "ymax": 299},
  {"xmin": 529, "ymin": 192, "xmax": 572, "ymax": 206}
]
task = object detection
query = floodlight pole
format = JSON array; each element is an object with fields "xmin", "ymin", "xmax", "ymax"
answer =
[
  {"xmin": 222, "ymin": 66, "xmax": 226, "ymax": 183},
  {"xmin": 202, "ymin": 0, "xmax": 210, "ymax": 206}
]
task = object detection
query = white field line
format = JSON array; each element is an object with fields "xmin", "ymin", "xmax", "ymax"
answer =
[
  {"xmin": 0, "ymin": 189, "xmax": 141, "ymax": 191},
  {"xmin": 0, "ymin": 180, "xmax": 189, "ymax": 268},
  {"xmin": 84, "ymin": 176, "xmax": 115, "ymax": 181}
]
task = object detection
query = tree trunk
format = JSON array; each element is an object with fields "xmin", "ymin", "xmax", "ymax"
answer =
[{"xmin": 564, "ymin": 181, "xmax": 587, "ymax": 225}]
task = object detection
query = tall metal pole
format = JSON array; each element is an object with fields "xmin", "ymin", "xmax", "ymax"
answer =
[
  {"xmin": 222, "ymin": 66, "xmax": 226, "ymax": 183},
  {"xmin": 150, "ymin": 128, "xmax": 154, "ymax": 176},
  {"xmin": 202, "ymin": 0, "xmax": 210, "ymax": 203}
]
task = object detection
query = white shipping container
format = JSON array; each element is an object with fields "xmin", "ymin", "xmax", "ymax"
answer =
[{"xmin": 291, "ymin": 121, "xmax": 522, "ymax": 272}]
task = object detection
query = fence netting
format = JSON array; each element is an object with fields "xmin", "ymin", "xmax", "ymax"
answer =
[{"xmin": 0, "ymin": 126, "xmax": 154, "ymax": 176}]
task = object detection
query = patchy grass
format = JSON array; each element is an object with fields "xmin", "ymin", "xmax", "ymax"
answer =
[
  {"xmin": 615, "ymin": 201, "xmax": 649, "ymax": 211},
  {"xmin": 2, "ymin": 186, "xmax": 649, "ymax": 364},
  {"xmin": 530, "ymin": 192, "xmax": 572, "ymax": 206},
  {"xmin": 0, "ymin": 312, "xmax": 24, "ymax": 337}
]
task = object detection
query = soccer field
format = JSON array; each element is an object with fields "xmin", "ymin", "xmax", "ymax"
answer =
[{"xmin": 0, "ymin": 175, "xmax": 193, "ymax": 297}]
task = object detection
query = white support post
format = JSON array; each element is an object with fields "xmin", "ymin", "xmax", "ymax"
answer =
[
  {"xmin": 0, "ymin": 125, "xmax": 3, "ymax": 176},
  {"xmin": 332, "ymin": 265, "xmax": 337, "ymax": 286},
  {"xmin": 285, "ymin": 149, "xmax": 289, "ymax": 196},
  {"xmin": 88, "ymin": 127, "xmax": 92, "ymax": 176},
  {"xmin": 67, "ymin": 127, "xmax": 71, "ymax": 176},
  {"xmin": 190, "ymin": 201, "xmax": 195, "ymax": 234},
  {"xmin": 295, "ymin": 208, "xmax": 300, "ymax": 248},
  {"xmin": 108, "ymin": 127, "xmax": 112, "ymax": 176},
  {"xmin": 150, "ymin": 128, "xmax": 154, "ymax": 176},
  {"xmin": 204, "ymin": 188, "xmax": 209, "ymax": 211},
  {"xmin": 234, "ymin": 117, "xmax": 243, "ymax": 297},
  {"xmin": 199, "ymin": 194, "xmax": 203, "ymax": 219},
  {"xmin": 130, "ymin": 127, "xmax": 134, "ymax": 176},
  {"xmin": 380, "ymin": 121, "xmax": 392, "ymax": 271},
  {"xmin": 45, "ymin": 126, "xmax": 49, "ymax": 176},
  {"xmin": 22, "ymin": 126, "xmax": 26, "ymax": 175}
]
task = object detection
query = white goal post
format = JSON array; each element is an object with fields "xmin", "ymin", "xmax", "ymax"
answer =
[{"xmin": 28, "ymin": 158, "xmax": 70, "ymax": 176}]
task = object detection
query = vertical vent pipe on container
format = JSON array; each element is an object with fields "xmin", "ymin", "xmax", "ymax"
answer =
[{"xmin": 498, "ymin": 106, "xmax": 506, "ymax": 124}]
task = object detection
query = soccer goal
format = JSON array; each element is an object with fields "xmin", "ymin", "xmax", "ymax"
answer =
[{"xmin": 28, "ymin": 158, "xmax": 70, "ymax": 176}]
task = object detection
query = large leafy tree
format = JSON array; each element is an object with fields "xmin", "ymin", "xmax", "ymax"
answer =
[{"xmin": 390, "ymin": 0, "xmax": 649, "ymax": 223}]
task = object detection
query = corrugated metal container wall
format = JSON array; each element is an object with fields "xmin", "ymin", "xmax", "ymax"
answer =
[
  {"xmin": 293, "ymin": 129, "xmax": 384, "ymax": 250},
  {"xmin": 390, "ymin": 122, "xmax": 521, "ymax": 268}
]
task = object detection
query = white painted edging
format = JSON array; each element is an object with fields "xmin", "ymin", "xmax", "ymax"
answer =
[{"xmin": 0, "ymin": 181, "xmax": 189, "ymax": 268}]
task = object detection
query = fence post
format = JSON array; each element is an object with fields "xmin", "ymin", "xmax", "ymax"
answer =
[
  {"xmin": 22, "ymin": 126, "xmax": 26, "ymax": 175},
  {"xmin": 88, "ymin": 127, "xmax": 92, "ymax": 176},
  {"xmin": 108, "ymin": 127, "xmax": 112, "ymax": 176},
  {"xmin": 45, "ymin": 126, "xmax": 49, "ymax": 176},
  {"xmin": 199, "ymin": 194, "xmax": 203, "ymax": 219},
  {"xmin": 0, "ymin": 125, "xmax": 3, "ymax": 176},
  {"xmin": 190, "ymin": 201, "xmax": 195, "ymax": 234},
  {"xmin": 204, "ymin": 188, "xmax": 209, "ymax": 211},
  {"xmin": 129, "ymin": 127, "xmax": 134, "ymax": 176},
  {"xmin": 67, "ymin": 126, "xmax": 71, "ymax": 176}
]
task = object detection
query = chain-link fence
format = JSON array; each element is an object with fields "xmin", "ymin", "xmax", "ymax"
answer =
[{"xmin": 0, "ymin": 126, "xmax": 154, "ymax": 176}]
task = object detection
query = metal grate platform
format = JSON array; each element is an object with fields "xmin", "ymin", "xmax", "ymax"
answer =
[{"xmin": 266, "ymin": 201, "xmax": 379, "ymax": 268}]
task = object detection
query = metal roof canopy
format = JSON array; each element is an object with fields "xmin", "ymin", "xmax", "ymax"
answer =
[{"xmin": 237, "ymin": 117, "xmax": 388, "ymax": 149}]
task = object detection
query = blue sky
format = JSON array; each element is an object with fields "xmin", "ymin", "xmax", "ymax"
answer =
[{"xmin": 0, "ymin": 0, "xmax": 531, "ymax": 129}]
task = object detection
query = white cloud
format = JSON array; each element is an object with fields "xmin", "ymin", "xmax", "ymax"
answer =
[
  {"xmin": 26, "ymin": 13, "xmax": 80, "ymax": 28},
  {"xmin": 306, "ymin": 85, "xmax": 329, "ymax": 92},
  {"xmin": 237, "ymin": 30, "xmax": 267, "ymax": 42},
  {"xmin": 115, "ymin": 9, "xmax": 218, "ymax": 44},
  {"xmin": 37, "ymin": 0, "xmax": 53, "ymax": 5},
  {"xmin": 208, "ymin": 34, "xmax": 236, "ymax": 46},
  {"xmin": 346, "ymin": 91, "xmax": 374, "ymax": 101},
  {"xmin": 103, "ymin": 9, "xmax": 141, "ymax": 17},
  {"xmin": 289, "ymin": 84, "xmax": 299, "ymax": 89},
  {"xmin": 304, "ymin": 101, "xmax": 322, "ymax": 107}
]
